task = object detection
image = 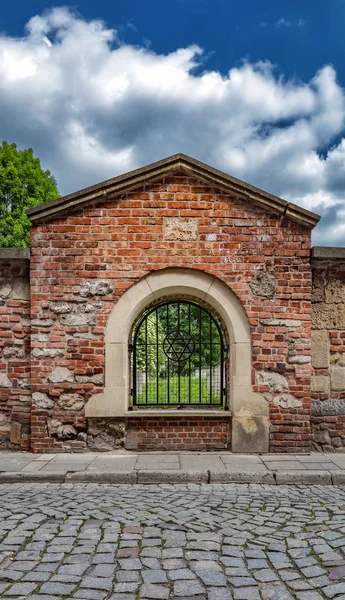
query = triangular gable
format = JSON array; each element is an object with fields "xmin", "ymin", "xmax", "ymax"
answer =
[{"xmin": 27, "ymin": 153, "xmax": 320, "ymax": 228}]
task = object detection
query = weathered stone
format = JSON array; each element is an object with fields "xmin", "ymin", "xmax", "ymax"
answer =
[
  {"xmin": 32, "ymin": 348, "xmax": 64, "ymax": 358},
  {"xmin": 0, "ymin": 280, "xmax": 12, "ymax": 299},
  {"xmin": 312, "ymin": 304, "xmax": 345, "ymax": 329},
  {"xmin": 259, "ymin": 318, "xmax": 302, "ymax": 327},
  {"xmin": 48, "ymin": 367, "xmax": 74, "ymax": 383},
  {"xmin": 80, "ymin": 280, "xmax": 114, "ymax": 297},
  {"xmin": 331, "ymin": 367, "xmax": 345, "ymax": 392},
  {"xmin": 76, "ymin": 374, "xmax": 103, "ymax": 385},
  {"xmin": 0, "ymin": 373, "xmax": 11, "ymax": 388},
  {"xmin": 288, "ymin": 355, "xmax": 310, "ymax": 364},
  {"xmin": 312, "ymin": 429, "xmax": 332, "ymax": 446},
  {"xmin": 231, "ymin": 416, "xmax": 269, "ymax": 453},
  {"xmin": 78, "ymin": 302, "xmax": 102, "ymax": 313},
  {"xmin": 60, "ymin": 313, "xmax": 96, "ymax": 326},
  {"xmin": 18, "ymin": 378, "xmax": 30, "ymax": 389},
  {"xmin": 87, "ymin": 419, "xmax": 125, "ymax": 451},
  {"xmin": 311, "ymin": 330, "xmax": 329, "ymax": 368},
  {"xmin": 50, "ymin": 302, "xmax": 73, "ymax": 314},
  {"xmin": 2, "ymin": 345, "xmax": 27, "ymax": 359},
  {"xmin": 10, "ymin": 421, "xmax": 21, "ymax": 445},
  {"xmin": 32, "ymin": 392, "xmax": 54, "ymax": 410},
  {"xmin": 311, "ymin": 376, "xmax": 329, "ymax": 393},
  {"xmin": 272, "ymin": 394, "xmax": 303, "ymax": 409},
  {"xmin": 312, "ymin": 272, "xmax": 324, "ymax": 302},
  {"xmin": 164, "ymin": 217, "xmax": 198, "ymax": 241},
  {"xmin": 325, "ymin": 279, "xmax": 345, "ymax": 304},
  {"xmin": 31, "ymin": 333, "xmax": 49, "ymax": 342},
  {"xmin": 57, "ymin": 393, "xmax": 85, "ymax": 411},
  {"xmin": 256, "ymin": 371, "xmax": 289, "ymax": 393},
  {"xmin": 31, "ymin": 319, "xmax": 54, "ymax": 328},
  {"xmin": 12, "ymin": 277, "xmax": 30, "ymax": 300},
  {"xmin": 0, "ymin": 412, "xmax": 8, "ymax": 426},
  {"xmin": 249, "ymin": 270, "xmax": 277, "ymax": 299},
  {"xmin": 47, "ymin": 419, "xmax": 77, "ymax": 440}
]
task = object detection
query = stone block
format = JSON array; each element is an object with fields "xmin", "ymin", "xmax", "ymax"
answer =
[
  {"xmin": 288, "ymin": 355, "xmax": 310, "ymax": 364},
  {"xmin": 331, "ymin": 367, "xmax": 345, "ymax": 391},
  {"xmin": 10, "ymin": 422, "xmax": 21, "ymax": 445},
  {"xmin": 164, "ymin": 217, "xmax": 198, "ymax": 241},
  {"xmin": 57, "ymin": 393, "xmax": 85, "ymax": 411},
  {"xmin": 47, "ymin": 419, "xmax": 77, "ymax": 440},
  {"xmin": 325, "ymin": 279, "xmax": 345, "ymax": 304},
  {"xmin": 256, "ymin": 370, "xmax": 288, "ymax": 393},
  {"xmin": 312, "ymin": 304, "xmax": 337, "ymax": 329},
  {"xmin": 80, "ymin": 280, "xmax": 114, "ymax": 297},
  {"xmin": 32, "ymin": 392, "xmax": 54, "ymax": 409},
  {"xmin": 249, "ymin": 270, "xmax": 277, "ymax": 299},
  {"xmin": 12, "ymin": 277, "xmax": 30, "ymax": 300},
  {"xmin": 272, "ymin": 393, "xmax": 303, "ymax": 409},
  {"xmin": 312, "ymin": 399, "xmax": 345, "ymax": 416},
  {"xmin": 231, "ymin": 416, "xmax": 269, "ymax": 453},
  {"xmin": 311, "ymin": 330, "xmax": 329, "ymax": 368},
  {"xmin": 48, "ymin": 367, "xmax": 74, "ymax": 383},
  {"xmin": 311, "ymin": 376, "xmax": 329, "ymax": 393},
  {"xmin": 0, "ymin": 373, "xmax": 11, "ymax": 388},
  {"xmin": 0, "ymin": 280, "xmax": 12, "ymax": 299},
  {"xmin": 311, "ymin": 273, "xmax": 324, "ymax": 302}
]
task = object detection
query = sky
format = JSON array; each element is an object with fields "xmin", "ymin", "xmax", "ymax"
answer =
[{"xmin": 0, "ymin": 1, "xmax": 345, "ymax": 245}]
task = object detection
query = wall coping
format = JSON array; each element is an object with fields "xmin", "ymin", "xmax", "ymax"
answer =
[
  {"xmin": 311, "ymin": 246, "xmax": 345, "ymax": 260},
  {"xmin": 0, "ymin": 248, "xmax": 30, "ymax": 262}
]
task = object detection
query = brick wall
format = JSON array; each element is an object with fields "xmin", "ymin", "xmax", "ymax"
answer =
[
  {"xmin": 311, "ymin": 247, "xmax": 345, "ymax": 451},
  {"xmin": 0, "ymin": 250, "xmax": 31, "ymax": 450},
  {"xmin": 28, "ymin": 174, "xmax": 312, "ymax": 452},
  {"xmin": 126, "ymin": 416, "xmax": 231, "ymax": 451}
]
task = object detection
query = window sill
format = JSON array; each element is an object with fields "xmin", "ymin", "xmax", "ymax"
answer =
[{"xmin": 125, "ymin": 409, "xmax": 231, "ymax": 418}]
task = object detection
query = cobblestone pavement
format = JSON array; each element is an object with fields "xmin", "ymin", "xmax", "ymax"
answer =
[{"xmin": 2, "ymin": 484, "xmax": 345, "ymax": 599}]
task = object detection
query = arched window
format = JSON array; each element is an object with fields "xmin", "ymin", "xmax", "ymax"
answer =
[{"xmin": 131, "ymin": 300, "xmax": 227, "ymax": 407}]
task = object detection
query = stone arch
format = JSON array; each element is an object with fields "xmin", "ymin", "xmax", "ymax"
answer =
[{"xmin": 85, "ymin": 268, "xmax": 269, "ymax": 452}]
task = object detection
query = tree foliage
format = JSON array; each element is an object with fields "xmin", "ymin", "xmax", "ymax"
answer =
[{"xmin": 0, "ymin": 141, "xmax": 59, "ymax": 247}]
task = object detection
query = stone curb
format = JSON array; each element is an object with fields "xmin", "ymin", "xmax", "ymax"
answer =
[
  {"xmin": 137, "ymin": 470, "xmax": 208, "ymax": 483},
  {"xmin": 210, "ymin": 471, "xmax": 275, "ymax": 484},
  {"xmin": 0, "ymin": 472, "xmax": 66, "ymax": 483},
  {"xmin": 274, "ymin": 470, "xmax": 333, "ymax": 485},
  {"xmin": 0, "ymin": 470, "xmax": 340, "ymax": 485},
  {"xmin": 66, "ymin": 471, "xmax": 137, "ymax": 484}
]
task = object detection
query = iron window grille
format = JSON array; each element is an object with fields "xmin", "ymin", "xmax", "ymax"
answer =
[{"xmin": 130, "ymin": 300, "xmax": 227, "ymax": 408}]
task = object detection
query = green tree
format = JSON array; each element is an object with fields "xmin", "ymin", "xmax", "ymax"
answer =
[{"xmin": 0, "ymin": 141, "xmax": 59, "ymax": 247}]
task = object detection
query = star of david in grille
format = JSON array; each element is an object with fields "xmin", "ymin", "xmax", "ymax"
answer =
[{"xmin": 163, "ymin": 330, "xmax": 195, "ymax": 362}]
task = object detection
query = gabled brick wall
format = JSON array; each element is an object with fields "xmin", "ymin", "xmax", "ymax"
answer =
[{"xmin": 27, "ymin": 174, "xmax": 312, "ymax": 452}]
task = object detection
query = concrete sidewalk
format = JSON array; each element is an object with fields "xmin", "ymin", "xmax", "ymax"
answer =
[{"xmin": 0, "ymin": 451, "xmax": 345, "ymax": 484}]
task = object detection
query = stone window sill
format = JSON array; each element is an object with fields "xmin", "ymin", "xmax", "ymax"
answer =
[{"xmin": 125, "ymin": 410, "xmax": 231, "ymax": 418}]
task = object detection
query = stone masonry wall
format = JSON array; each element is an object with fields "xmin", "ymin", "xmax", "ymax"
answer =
[
  {"xmin": 29, "ymin": 174, "xmax": 312, "ymax": 453},
  {"xmin": 311, "ymin": 247, "xmax": 345, "ymax": 451},
  {"xmin": 0, "ymin": 250, "xmax": 31, "ymax": 450}
]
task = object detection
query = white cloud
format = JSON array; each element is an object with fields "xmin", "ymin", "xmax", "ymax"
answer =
[
  {"xmin": 275, "ymin": 18, "xmax": 291, "ymax": 28},
  {"xmin": 0, "ymin": 7, "xmax": 344, "ymax": 245}
]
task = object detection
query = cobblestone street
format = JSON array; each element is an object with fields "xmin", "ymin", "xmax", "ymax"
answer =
[{"xmin": 1, "ymin": 484, "xmax": 345, "ymax": 599}]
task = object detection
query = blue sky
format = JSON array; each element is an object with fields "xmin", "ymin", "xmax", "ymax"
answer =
[{"xmin": 0, "ymin": 1, "xmax": 345, "ymax": 244}]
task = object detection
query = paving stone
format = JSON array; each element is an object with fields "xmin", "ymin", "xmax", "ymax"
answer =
[
  {"xmin": 4, "ymin": 582, "xmax": 37, "ymax": 595},
  {"xmin": 207, "ymin": 589, "xmax": 232, "ymax": 600},
  {"xmin": 80, "ymin": 577, "xmax": 114, "ymax": 590},
  {"xmin": 140, "ymin": 583, "xmax": 170, "ymax": 599},
  {"xmin": 39, "ymin": 582, "xmax": 76, "ymax": 594}
]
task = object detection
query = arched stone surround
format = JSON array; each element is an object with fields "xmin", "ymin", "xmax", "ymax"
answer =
[{"xmin": 85, "ymin": 268, "xmax": 269, "ymax": 452}]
